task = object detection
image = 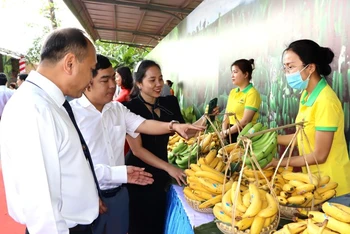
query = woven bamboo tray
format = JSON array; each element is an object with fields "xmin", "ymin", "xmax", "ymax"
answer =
[
  {"xmin": 216, "ymin": 215, "xmax": 279, "ymax": 234},
  {"xmin": 279, "ymin": 203, "xmax": 322, "ymax": 220},
  {"xmin": 184, "ymin": 195, "xmax": 213, "ymax": 214}
]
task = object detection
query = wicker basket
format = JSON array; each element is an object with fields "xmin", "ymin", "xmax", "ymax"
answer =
[
  {"xmin": 279, "ymin": 203, "xmax": 322, "ymax": 220},
  {"xmin": 216, "ymin": 215, "xmax": 279, "ymax": 234},
  {"xmin": 184, "ymin": 195, "xmax": 213, "ymax": 214}
]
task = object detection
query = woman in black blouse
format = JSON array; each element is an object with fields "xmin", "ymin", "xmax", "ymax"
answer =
[{"xmin": 124, "ymin": 60, "xmax": 206, "ymax": 234}]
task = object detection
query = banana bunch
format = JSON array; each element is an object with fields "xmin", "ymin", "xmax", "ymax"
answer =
[
  {"xmin": 274, "ymin": 170, "xmax": 338, "ymax": 207},
  {"xmin": 183, "ymin": 150, "xmax": 233, "ymax": 209},
  {"xmin": 241, "ymin": 167, "xmax": 275, "ymax": 187},
  {"xmin": 199, "ymin": 132, "xmax": 220, "ymax": 154},
  {"xmin": 168, "ymin": 142, "xmax": 199, "ymax": 169},
  {"xmin": 167, "ymin": 133, "xmax": 198, "ymax": 152},
  {"xmin": 214, "ymin": 181, "xmax": 279, "ymax": 234},
  {"xmin": 238, "ymin": 122, "xmax": 278, "ymax": 169},
  {"xmin": 274, "ymin": 202, "xmax": 350, "ymax": 234}
]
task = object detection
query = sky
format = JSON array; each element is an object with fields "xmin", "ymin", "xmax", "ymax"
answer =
[{"xmin": 0, "ymin": 0, "xmax": 83, "ymax": 55}]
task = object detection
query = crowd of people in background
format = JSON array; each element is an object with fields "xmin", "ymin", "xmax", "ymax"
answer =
[{"xmin": 0, "ymin": 26, "xmax": 349, "ymax": 234}]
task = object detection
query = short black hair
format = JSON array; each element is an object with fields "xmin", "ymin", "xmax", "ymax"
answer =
[
  {"xmin": 40, "ymin": 28, "xmax": 89, "ymax": 63},
  {"xmin": 0, "ymin": 73, "xmax": 8, "ymax": 85},
  {"xmin": 116, "ymin": 66, "xmax": 133, "ymax": 89},
  {"xmin": 283, "ymin": 39, "xmax": 334, "ymax": 76},
  {"xmin": 18, "ymin": 73, "xmax": 28, "ymax": 81},
  {"xmin": 92, "ymin": 54, "xmax": 112, "ymax": 78}
]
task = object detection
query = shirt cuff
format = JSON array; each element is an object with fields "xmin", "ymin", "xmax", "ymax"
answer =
[{"xmin": 111, "ymin": 165, "xmax": 128, "ymax": 184}]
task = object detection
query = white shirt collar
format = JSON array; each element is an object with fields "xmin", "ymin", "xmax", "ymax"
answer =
[
  {"xmin": 78, "ymin": 93, "xmax": 113, "ymax": 113},
  {"xmin": 26, "ymin": 70, "xmax": 66, "ymax": 107}
]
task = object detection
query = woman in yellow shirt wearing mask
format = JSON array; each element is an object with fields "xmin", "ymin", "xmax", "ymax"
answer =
[{"xmin": 269, "ymin": 39, "xmax": 350, "ymax": 196}]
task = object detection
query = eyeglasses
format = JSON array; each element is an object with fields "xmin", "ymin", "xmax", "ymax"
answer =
[{"xmin": 282, "ymin": 64, "xmax": 307, "ymax": 74}]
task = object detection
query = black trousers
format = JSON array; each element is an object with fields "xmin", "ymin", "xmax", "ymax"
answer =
[{"xmin": 25, "ymin": 224, "xmax": 93, "ymax": 234}]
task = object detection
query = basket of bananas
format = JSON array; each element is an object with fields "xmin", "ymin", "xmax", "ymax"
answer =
[
  {"xmin": 213, "ymin": 134, "xmax": 281, "ymax": 234},
  {"xmin": 183, "ymin": 145, "xmax": 237, "ymax": 213},
  {"xmin": 273, "ymin": 169, "xmax": 337, "ymax": 220},
  {"xmin": 271, "ymin": 124, "xmax": 337, "ymax": 220},
  {"xmin": 214, "ymin": 181, "xmax": 280, "ymax": 234}
]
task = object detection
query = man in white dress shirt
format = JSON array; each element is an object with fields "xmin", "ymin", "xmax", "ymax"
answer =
[
  {"xmin": 70, "ymin": 54, "xmax": 203, "ymax": 234},
  {"xmin": 0, "ymin": 73, "xmax": 14, "ymax": 120},
  {"xmin": 1, "ymin": 28, "xmax": 120, "ymax": 234}
]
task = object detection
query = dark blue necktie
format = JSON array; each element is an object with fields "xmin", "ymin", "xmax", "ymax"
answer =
[{"xmin": 63, "ymin": 100, "xmax": 102, "ymax": 197}]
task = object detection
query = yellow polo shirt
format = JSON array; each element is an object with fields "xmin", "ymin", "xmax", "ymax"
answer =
[
  {"xmin": 295, "ymin": 78, "xmax": 350, "ymax": 196},
  {"xmin": 226, "ymin": 83, "xmax": 261, "ymax": 125}
]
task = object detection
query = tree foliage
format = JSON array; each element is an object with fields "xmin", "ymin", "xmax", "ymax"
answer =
[{"xmin": 95, "ymin": 40, "xmax": 151, "ymax": 70}]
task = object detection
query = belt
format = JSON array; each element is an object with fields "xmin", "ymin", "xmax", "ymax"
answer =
[{"xmin": 101, "ymin": 185, "xmax": 123, "ymax": 198}]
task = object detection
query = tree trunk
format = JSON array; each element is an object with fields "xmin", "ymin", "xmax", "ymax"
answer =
[{"xmin": 47, "ymin": 0, "xmax": 58, "ymax": 29}]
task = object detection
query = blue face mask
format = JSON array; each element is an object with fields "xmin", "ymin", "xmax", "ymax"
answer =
[{"xmin": 286, "ymin": 65, "xmax": 311, "ymax": 90}]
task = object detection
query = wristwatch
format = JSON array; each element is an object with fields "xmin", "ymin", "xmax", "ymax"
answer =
[{"xmin": 169, "ymin": 120, "xmax": 180, "ymax": 131}]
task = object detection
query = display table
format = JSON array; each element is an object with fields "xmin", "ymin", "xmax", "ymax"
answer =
[{"xmin": 165, "ymin": 185, "xmax": 215, "ymax": 234}]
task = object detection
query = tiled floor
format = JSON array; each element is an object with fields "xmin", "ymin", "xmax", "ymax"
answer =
[{"xmin": 0, "ymin": 162, "xmax": 25, "ymax": 234}]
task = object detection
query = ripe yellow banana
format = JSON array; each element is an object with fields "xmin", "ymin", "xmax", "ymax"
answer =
[
  {"xmin": 288, "ymin": 179, "xmax": 306, "ymax": 187},
  {"xmin": 250, "ymin": 215, "xmax": 265, "ymax": 234},
  {"xmin": 258, "ymin": 193, "xmax": 278, "ymax": 218},
  {"xmin": 274, "ymin": 174, "xmax": 286, "ymax": 186},
  {"xmin": 233, "ymin": 217, "xmax": 254, "ymax": 231},
  {"xmin": 188, "ymin": 182, "xmax": 212, "ymax": 193},
  {"xmin": 242, "ymin": 191, "xmax": 251, "ymax": 208},
  {"xmin": 214, "ymin": 160, "xmax": 224, "ymax": 171},
  {"xmin": 209, "ymin": 157, "xmax": 220, "ymax": 168},
  {"xmin": 213, "ymin": 203, "xmax": 232, "ymax": 223},
  {"xmin": 190, "ymin": 163, "xmax": 202, "ymax": 172},
  {"xmin": 300, "ymin": 192, "xmax": 314, "ymax": 207},
  {"xmin": 186, "ymin": 175, "xmax": 199, "ymax": 183},
  {"xmin": 222, "ymin": 188, "xmax": 233, "ymax": 217},
  {"xmin": 193, "ymin": 189, "xmax": 215, "ymax": 200},
  {"xmin": 318, "ymin": 175, "xmax": 331, "ymax": 186},
  {"xmin": 184, "ymin": 169, "xmax": 195, "ymax": 177},
  {"xmin": 331, "ymin": 203, "xmax": 350, "ymax": 218},
  {"xmin": 200, "ymin": 133, "xmax": 212, "ymax": 150},
  {"xmin": 243, "ymin": 167, "xmax": 274, "ymax": 179},
  {"xmin": 195, "ymin": 170, "xmax": 224, "ymax": 183},
  {"xmin": 282, "ymin": 184, "xmax": 296, "ymax": 193},
  {"xmin": 285, "ymin": 222, "xmax": 307, "ymax": 234},
  {"xmin": 314, "ymin": 189, "xmax": 336, "ymax": 205},
  {"xmin": 280, "ymin": 191, "xmax": 290, "ymax": 198},
  {"xmin": 282, "ymin": 172, "xmax": 318, "ymax": 186},
  {"xmin": 277, "ymin": 196, "xmax": 288, "ymax": 205},
  {"xmin": 198, "ymin": 194, "xmax": 222, "ymax": 209},
  {"xmin": 295, "ymin": 184, "xmax": 316, "ymax": 195},
  {"xmin": 307, "ymin": 218, "xmax": 328, "ymax": 234},
  {"xmin": 322, "ymin": 202, "xmax": 350, "ymax": 223},
  {"xmin": 315, "ymin": 181, "xmax": 338, "ymax": 194},
  {"xmin": 218, "ymin": 143, "xmax": 238, "ymax": 155},
  {"xmin": 287, "ymin": 195, "xmax": 307, "ymax": 205},
  {"xmin": 231, "ymin": 182, "xmax": 247, "ymax": 213},
  {"xmin": 242, "ymin": 183, "xmax": 262, "ymax": 218},
  {"xmin": 200, "ymin": 164, "xmax": 226, "ymax": 177},
  {"xmin": 168, "ymin": 135, "xmax": 181, "ymax": 145},
  {"xmin": 183, "ymin": 187, "xmax": 204, "ymax": 201},
  {"xmin": 197, "ymin": 157, "xmax": 206, "ymax": 165},
  {"xmin": 204, "ymin": 149, "xmax": 217, "ymax": 165},
  {"xmin": 309, "ymin": 211, "xmax": 350, "ymax": 234}
]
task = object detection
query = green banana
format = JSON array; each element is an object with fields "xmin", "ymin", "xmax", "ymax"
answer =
[
  {"xmin": 252, "ymin": 131, "xmax": 275, "ymax": 150},
  {"xmin": 168, "ymin": 152, "xmax": 175, "ymax": 164},
  {"xmin": 247, "ymin": 122, "xmax": 263, "ymax": 135},
  {"xmin": 172, "ymin": 142, "xmax": 187, "ymax": 154},
  {"xmin": 177, "ymin": 143, "xmax": 196, "ymax": 156},
  {"xmin": 250, "ymin": 125, "xmax": 268, "ymax": 142},
  {"xmin": 238, "ymin": 122, "xmax": 253, "ymax": 138}
]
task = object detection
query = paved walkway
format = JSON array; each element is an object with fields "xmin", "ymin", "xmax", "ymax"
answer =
[{"xmin": 0, "ymin": 162, "xmax": 25, "ymax": 234}]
